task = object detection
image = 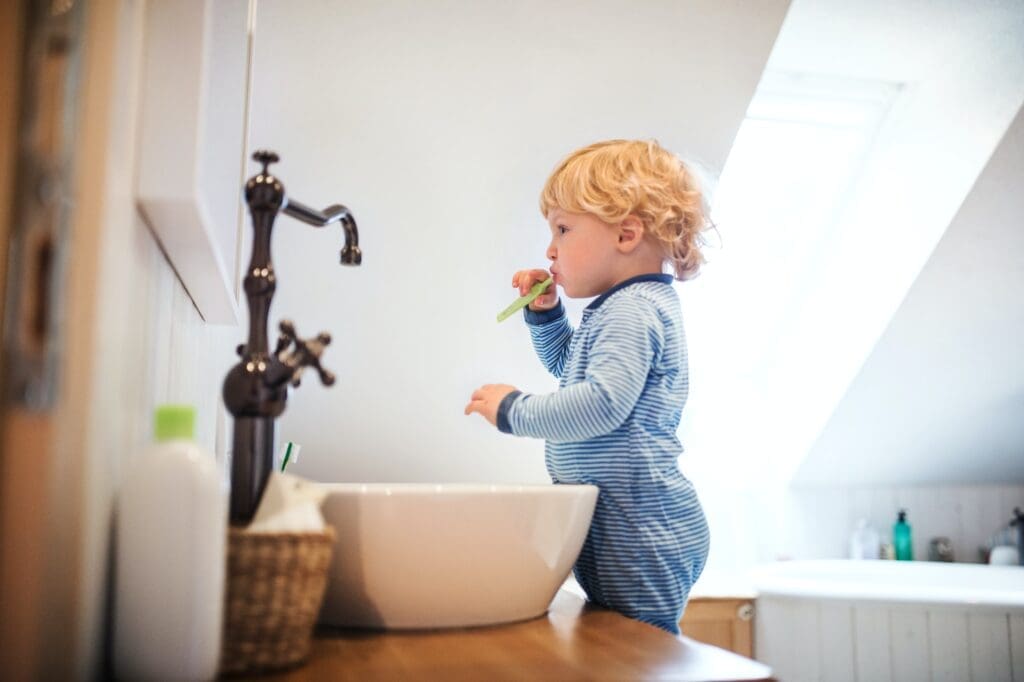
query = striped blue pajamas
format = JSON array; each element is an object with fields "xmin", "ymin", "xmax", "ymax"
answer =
[{"xmin": 496, "ymin": 273, "xmax": 710, "ymax": 634}]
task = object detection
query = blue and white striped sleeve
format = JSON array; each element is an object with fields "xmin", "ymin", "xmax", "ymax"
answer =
[
  {"xmin": 524, "ymin": 301, "xmax": 573, "ymax": 378},
  {"xmin": 503, "ymin": 300, "xmax": 663, "ymax": 443}
]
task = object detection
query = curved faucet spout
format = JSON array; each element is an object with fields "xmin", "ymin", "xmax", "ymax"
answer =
[
  {"xmin": 281, "ymin": 199, "xmax": 361, "ymax": 265},
  {"xmin": 339, "ymin": 212, "xmax": 361, "ymax": 265}
]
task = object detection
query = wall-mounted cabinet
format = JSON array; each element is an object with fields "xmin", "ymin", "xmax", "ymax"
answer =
[{"xmin": 136, "ymin": 0, "xmax": 252, "ymax": 324}]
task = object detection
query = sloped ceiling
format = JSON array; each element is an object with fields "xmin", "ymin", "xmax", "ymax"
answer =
[
  {"xmin": 686, "ymin": 0, "xmax": 1024, "ymax": 487},
  {"xmin": 795, "ymin": 104, "xmax": 1024, "ymax": 486}
]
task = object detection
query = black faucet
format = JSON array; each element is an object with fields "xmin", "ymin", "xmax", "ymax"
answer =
[{"xmin": 223, "ymin": 150, "xmax": 362, "ymax": 524}]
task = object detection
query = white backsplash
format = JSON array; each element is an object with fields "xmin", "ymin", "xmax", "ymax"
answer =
[
  {"xmin": 786, "ymin": 484, "xmax": 1024, "ymax": 563},
  {"xmin": 696, "ymin": 482, "xmax": 1024, "ymax": 577}
]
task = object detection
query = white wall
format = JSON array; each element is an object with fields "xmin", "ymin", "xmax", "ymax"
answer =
[{"xmin": 249, "ymin": 0, "xmax": 789, "ymax": 485}]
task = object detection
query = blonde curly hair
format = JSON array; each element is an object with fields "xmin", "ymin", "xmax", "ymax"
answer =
[{"xmin": 539, "ymin": 139, "xmax": 712, "ymax": 281}]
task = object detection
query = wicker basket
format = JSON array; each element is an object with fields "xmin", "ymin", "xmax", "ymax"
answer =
[{"xmin": 219, "ymin": 526, "xmax": 336, "ymax": 676}]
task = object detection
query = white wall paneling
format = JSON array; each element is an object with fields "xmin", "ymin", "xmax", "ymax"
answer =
[
  {"xmin": 967, "ymin": 613, "xmax": 1013, "ymax": 682},
  {"xmin": 928, "ymin": 611, "xmax": 970, "ymax": 682},
  {"xmin": 890, "ymin": 610, "xmax": 930, "ymax": 681},
  {"xmin": 852, "ymin": 605, "xmax": 892, "ymax": 682},
  {"xmin": 817, "ymin": 602, "xmax": 855, "ymax": 682},
  {"xmin": 1011, "ymin": 615, "xmax": 1024, "ymax": 681},
  {"xmin": 789, "ymin": 600, "xmax": 822, "ymax": 681},
  {"xmin": 757, "ymin": 600, "xmax": 1023, "ymax": 682}
]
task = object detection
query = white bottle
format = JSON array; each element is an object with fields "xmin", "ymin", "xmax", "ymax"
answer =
[
  {"xmin": 849, "ymin": 519, "xmax": 881, "ymax": 560},
  {"xmin": 114, "ymin": 405, "xmax": 227, "ymax": 681}
]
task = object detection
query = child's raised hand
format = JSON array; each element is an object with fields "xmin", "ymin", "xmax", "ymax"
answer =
[{"xmin": 512, "ymin": 268, "xmax": 558, "ymax": 311}]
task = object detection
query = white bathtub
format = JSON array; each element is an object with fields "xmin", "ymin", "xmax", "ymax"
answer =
[{"xmin": 750, "ymin": 559, "xmax": 1024, "ymax": 682}]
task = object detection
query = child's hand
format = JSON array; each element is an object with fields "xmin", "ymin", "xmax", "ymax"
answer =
[
  {"xmin": 464, "ymin": 383, "xmax": 517, "ymax": 426},
  {"xmin": 513, "ymin": 269, "xmax": 558, "ymax": 311}
]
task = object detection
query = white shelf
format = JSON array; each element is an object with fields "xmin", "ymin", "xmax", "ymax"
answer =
[{"xmin": 136, "ymin": 0, "xmax": 251, "ymax": 324}]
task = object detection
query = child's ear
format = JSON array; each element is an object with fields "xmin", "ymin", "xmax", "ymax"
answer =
[{"xmin": 617, "ymin": 216, "xmax": 645, "ymax": 253}]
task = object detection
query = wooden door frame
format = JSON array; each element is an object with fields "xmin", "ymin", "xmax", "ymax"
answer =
[{"xmin": 0, "ymin": 1, "xmax": 131, "ymax": 678}]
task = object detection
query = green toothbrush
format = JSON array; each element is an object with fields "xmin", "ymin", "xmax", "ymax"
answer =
[{"xmin": 497, "ymin": 276, "xmax": 554, "ymax": 323}]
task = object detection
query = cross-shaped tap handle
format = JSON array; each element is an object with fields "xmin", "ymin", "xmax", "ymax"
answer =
[{"xmin": 275, "ymin": 319, "xmax": 336, "ymax": 388}]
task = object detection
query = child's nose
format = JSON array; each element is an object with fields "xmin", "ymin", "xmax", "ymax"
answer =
[{"xmin": 546, "ymin": 241, "xmax": 557, "ymax": 261}]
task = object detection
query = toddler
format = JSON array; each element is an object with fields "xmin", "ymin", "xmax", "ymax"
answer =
[{"xmin": 465, "ymin": 139, "xmax": 711, "ymax": 634}]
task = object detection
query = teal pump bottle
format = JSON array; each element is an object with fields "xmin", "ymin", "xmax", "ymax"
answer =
[{"xmin": 893, "ymin": 509, "xmax": 913, "ymax": 561}]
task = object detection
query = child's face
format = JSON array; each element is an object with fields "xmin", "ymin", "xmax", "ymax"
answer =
[{"xmin": 545, "ymin": 209, "xmax": 622, "ymax": 298}]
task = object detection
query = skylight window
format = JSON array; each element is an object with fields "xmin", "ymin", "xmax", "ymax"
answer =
[{"xmin": 679, "ymin": 72, "xmax": 901, "ymax": 486}]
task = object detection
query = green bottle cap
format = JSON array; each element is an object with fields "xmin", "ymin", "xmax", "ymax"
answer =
[{"xmin": 154, "ymin": 405, "xmax": 196, "ymax": 442}]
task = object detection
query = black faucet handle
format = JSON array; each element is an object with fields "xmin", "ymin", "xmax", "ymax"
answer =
[
  {"xmin": 252, "ymin": 150, "xmax": 280, "ymax": 174},
  {"xmin": 276, "ymin": 320, "xmax": 336, "ymax": 388}
]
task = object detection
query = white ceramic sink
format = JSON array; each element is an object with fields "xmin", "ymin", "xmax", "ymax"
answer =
[{"xmin": 316, "ymin": 483, "xmax": 598, "ymax": 629}]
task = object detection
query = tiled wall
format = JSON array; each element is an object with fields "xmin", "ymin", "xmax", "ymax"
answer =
[
  {"xmin": 698, "ymin": 482, "xmax": 1024, "ymax": 576},
  {"xmin": 783, "ymin": 484, "xmax": 1024, "ymax": 564}
]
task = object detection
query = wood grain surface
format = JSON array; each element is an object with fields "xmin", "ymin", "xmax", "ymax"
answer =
[{"xmin": 257, "ymin": 590, "xmax": 773, "ymax": 681}]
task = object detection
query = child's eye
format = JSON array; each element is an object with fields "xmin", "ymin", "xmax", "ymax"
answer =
[{"xmin": 558, "ymin": 225, "xmax": 569, "ymax": 235}]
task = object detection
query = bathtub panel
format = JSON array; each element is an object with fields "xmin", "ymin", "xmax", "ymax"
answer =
[
  {"xmin": 1011, "ymin": 615, "xmax": 1024, "ymax": 682},
  {"xmin": 890, "ymin": 610, "xmax": 930, "ymax": 682},
  {"xmin": 928, "ymin": 611, "xmax": 970, "ymax": 682},
  {"xmin": 789, "ymin": 601, "xmax": 821, "ymax": 682},
  {"xmin": 968, "ymin": 613, "xmax": 1012, "ymax": 682},
  {"xmin": 752, "ymin": 561, "xmax": 1023, "ymax": 682},
  {"xmin": 754, "ymin": 598, "xmax": 807, "ymax": 682},
  {"xmin": 754, "ymin": 597, "xmax": 823, "ymax": 682},
  {"xmin": 753, "ymin": 597, "xmax": 791, "ymax": 675},
  {"xmin": 818, "ymin": 602, "xmax": 855, "ymax": 682},
  {"xmin": 854, "ymin": 605, "xmax": 892, "ymax": 682}
]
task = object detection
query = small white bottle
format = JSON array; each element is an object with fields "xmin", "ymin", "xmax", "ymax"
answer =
[
  {"xmin": 849, "ymin": 519, "xmax": 881, "ymax": 560},
  {"xmin": 114, "ymin": 405, "xmax": 227, "ymax": 681}
]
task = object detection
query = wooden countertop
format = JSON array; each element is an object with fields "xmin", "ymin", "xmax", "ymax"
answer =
[{"xmin": 261, "ymin": 591, "xmax": 773, "ymax": 681}]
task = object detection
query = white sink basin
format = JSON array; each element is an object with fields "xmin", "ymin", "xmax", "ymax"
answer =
[{"xmin": 316, "ymin": 483, "xmax": 598, "ymax": 629}]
